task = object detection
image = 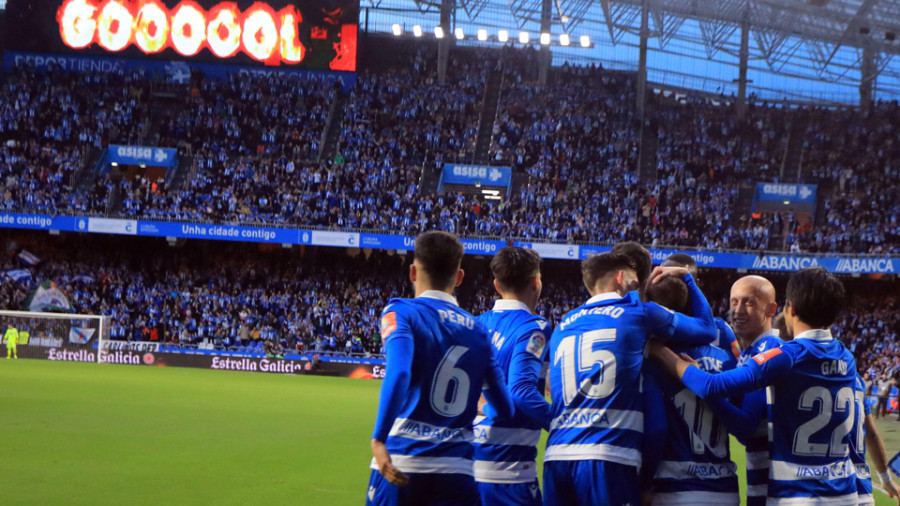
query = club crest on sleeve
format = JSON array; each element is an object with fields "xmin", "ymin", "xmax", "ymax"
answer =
[
  {"xmin": 380, "ymin": 312, "xmax": 397, "ymax": 341},
  {"xmin": 526, "ymin": 332, "xmax": 546, "ymax": 358},
  {"xmin": 752, "ymin": 347, "xmax": 782, "ymax": 365}
]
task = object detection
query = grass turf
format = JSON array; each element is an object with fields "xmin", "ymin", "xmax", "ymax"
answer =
[{"xmin": 1, "ymin": 360, "xmax": 898, "ymax": 505}]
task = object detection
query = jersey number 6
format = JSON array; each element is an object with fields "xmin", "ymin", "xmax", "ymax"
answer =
[{"xmin": 430, "ymin": 346, "xmax": 471, "ymax": 417}]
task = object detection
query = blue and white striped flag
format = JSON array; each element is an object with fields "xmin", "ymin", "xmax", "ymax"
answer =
[
  {"xmin": 4, "ymin": 269, "xmax": 32, "ymax": 283},
  {"xmin": 18, "ymin": 249, "xmax": 41, "ymax": 266}
]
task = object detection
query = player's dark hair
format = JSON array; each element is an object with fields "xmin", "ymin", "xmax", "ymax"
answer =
[
  {"xmin": 785, "ymin": 266, "xmax": 845, "ymax": 329},
  {"xmin": 414, "ymin": 231, "xmax": 464, "ymax": 289},
  {"xmin": 611, "ymin": 241, "xmax": 652, "ymax": 287},
  {"xmin": 662, "ymin": 253, "xmax": 699, "ymax": 277},
  {"xmin": 491, "ymin": 247, "xmax": 541, "ymax": 294},
  {"xmin": 772, "ymin": 312, "xmax": 789, "ymax": 339},
  {"xmin": 645, "ymin": 277, "xmax": 690, "ymax": 314},
  {"xmin": 582, "ymin": 252, "xmax": 635, "ymax": 292}
]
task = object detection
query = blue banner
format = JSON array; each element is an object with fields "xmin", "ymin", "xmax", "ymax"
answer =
[
  {"xmin": 0, "ymin": 213, "xmax": 895, "ymax": 274},
  {"xmin": 0, "ymin": 213, "xmax": 75, "ymax": 231},
  {"xmin": 137, "ymin": 221, "xmax": 298, "ymax": 243},
  {"xmin": 440, "ymin": 164, "xmax": 512, "ymax": 188},
  {"xmin": 755, "ymin": 183, "xmax": 817, "ymax": 204},
  {"xmin": 108, "ymin": 145, "xmax": 178, "ymax": 169},
  {"xmin": 359, "ymin": 233, "xmax": 414, "ymax": 250},
  {"xmin": 2, "ymin": 51, "xmax": 357, "ymax": 92}
]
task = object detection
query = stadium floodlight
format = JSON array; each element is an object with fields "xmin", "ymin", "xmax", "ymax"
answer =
[
  {"xmin": 519, "ymin": 31, "xmax": 529, "ymax": 44},
  {"xmin": 413, "ymin": 25, "xmax": 423, "ymax": 37},
  {"xmin": 498, "ymin": 30, "xmax": 509, "ymax": 42},
  {"xmin": 540, "ymin": 33, "xmax": 551, "ymax": 45},
  {"xmin": 477, "ymin": 29, "xmax": 488, "ymax": 41},
  {"xmin": 455, "ymin": 27, "xmax": 464, "ymax": 40},
  {"xmin": 111, "ymin": 162, "xmax": 119, "ymax": 167},
  {"xmin": 580, "ymin": 35, "xmax": 590, "ymax": 47},
  {"xmin": 481, "ymin": 189, "xmax": 500, "ymax": 195},
  {"xmin": 560, "ymin": 33, "xmax": 570, "ymax": 46},
  {"xmin": 391, "ymin": 24, "xmax": 401, "ymax": 36},
  {"xmin": 435, "ymin": 26, "xmax": 445, "ymax": 39},
  {"xmin": 485, "ymin": 195, "xmax": 502, "ymax": 200}
]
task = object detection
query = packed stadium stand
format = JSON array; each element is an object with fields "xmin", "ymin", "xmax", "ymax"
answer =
[{"xmin": 0, "ymin": 37, "xmax": 896, "ymax": 254}]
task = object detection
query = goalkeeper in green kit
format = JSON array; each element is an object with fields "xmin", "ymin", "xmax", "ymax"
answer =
[{"xmin": 4, "ymin": 323, "xmax": 17, "ymax": 359}]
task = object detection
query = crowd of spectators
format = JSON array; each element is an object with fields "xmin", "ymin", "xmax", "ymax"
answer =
[
  {"xmin": 0, "ymin": 66, "xmax": 147, "ymax": 215},
  {"xmin": 1, "ymin": 233, "xmax": 895, "ymax": 370},
  {"xmin": 0, "ymin": 41, "xmax": 897, "ymax": 254}
]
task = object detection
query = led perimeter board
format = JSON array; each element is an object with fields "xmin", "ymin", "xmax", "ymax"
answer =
[{"xmin": 2, "ymin": 0, "xmax": 357, "ymax": 71}]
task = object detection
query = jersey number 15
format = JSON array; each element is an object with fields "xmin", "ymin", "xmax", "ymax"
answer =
[{"xmin": 555, "ymin": 329, "xmax": 617, "ymax": 405}]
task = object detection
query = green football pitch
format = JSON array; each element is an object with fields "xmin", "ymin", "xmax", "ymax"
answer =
[{"xmin": 1, "ymin": 360, "xmax": 898, "ymax": 505}]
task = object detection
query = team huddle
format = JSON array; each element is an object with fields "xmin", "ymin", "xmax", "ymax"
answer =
[{"xmin": 366, "ymin": 231, "xmax": 899, "ymax": 506}]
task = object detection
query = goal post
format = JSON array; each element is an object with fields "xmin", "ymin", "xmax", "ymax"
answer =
[{"xmin": 0, "ymin": 310, "xmax": 110, "ymax": 363}]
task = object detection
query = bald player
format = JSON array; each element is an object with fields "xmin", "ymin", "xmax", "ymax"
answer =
[{"xmin": 720, "ymin": 275, "xmax": 783, "ymax": 506}]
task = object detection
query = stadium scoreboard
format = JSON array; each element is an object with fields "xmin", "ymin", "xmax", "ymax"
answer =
[{"xmin": 4, "ymin": 0, "xmax": 357, "ymax": 71}]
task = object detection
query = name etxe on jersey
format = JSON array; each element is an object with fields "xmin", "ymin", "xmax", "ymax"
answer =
[{"xmin": 695, "ymin": 356, "xmax": 724, "ymax": 372}]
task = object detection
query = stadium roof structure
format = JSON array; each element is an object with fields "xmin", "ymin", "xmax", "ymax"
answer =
[{"xmin": 364, "ymin": 0, "xmax": 900, "ymax": 103}]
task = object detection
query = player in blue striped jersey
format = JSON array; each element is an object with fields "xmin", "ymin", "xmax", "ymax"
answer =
[
  {"xmin": 473, "ymin": 247, "xmax": 551, "ymax": 506},
  {"xmin": 641, "ymin": 275, "xmax": 740, "ymax": 505},
  {"xmin": 652, "ymin": 267, "xmax": 863, "ymax": 505},
  {"xmin": 367, "ymin": 231, "xmax": 515, "ymax": 506},
  {"xmin": 729, "ymin": 275, "xmax": 783, "ymax": 506},
  {"xmin": 543, "ymin": 250, "xmax": 719, "ymax": 506}
]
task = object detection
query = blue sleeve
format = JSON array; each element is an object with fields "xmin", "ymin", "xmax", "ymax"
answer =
[
  {"xmin": 371, "ymin": 309, "xmax": 413, "ymax": 442},
  {"xmin": 682, "ymin": 348, "xmax": 793, "ymax": 399},
  {"xmin": 483, "ymin": 349, "xmax": 515, "ymax": 420},
  {"xmin": 684, "ymin": 274, "xmax": 714, "ymax": 329},
  {"xmin": 641, "ymin": 367, "xmax": 667, "ymax": 489},
  {"xmin": 645, "ymin": 303, "xmax": 716, "ymax": 347},
  {"xmin": 714, "ymin": 318, "xmax": 741, "ymax": 368},
  {"xmin": 706, "ymin": 389, "xmax": 767, "ymax": 444},
  {"xmin": 507, "ymin": 330, "xmax": 551, "ymax": 430}
]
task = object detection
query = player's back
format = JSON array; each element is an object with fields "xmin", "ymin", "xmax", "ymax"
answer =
[
  {"xmin": 545, "ymin": 292, "xmax": 646, "ymax": 468},
  {"xmin": 474, "ymin": 303, "xmax": 549, "ymax": 483},
  {"xmin": 767, "ymin": 333, "xmax": 858, "ymax": 504},
  {"xmin": 651, "ymin": 342, "xmax": 739, "ymax": 505},
  {"xmin": 381, "ymin": 296, "xmax": 496, "ymax": 472}
]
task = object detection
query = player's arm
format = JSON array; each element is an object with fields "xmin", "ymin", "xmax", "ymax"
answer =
[
  {"xmin": 507, "ymin": 330, "xmax": 551, "ymax": 430},
  {"xmin": 714, "ymin": 318, "xmax": 741, "ymax": 363},
  {"xmin": 649, "ymin": 341, "xmax": 790, "ymax": 399},
  {"xmin": 705, "ymin": 390, "xmax": 767, "ymax": 445},
  {"xmin": 865, "ymin": 414, "xmax": 900, "ymax": 501},
  {"xmin": 645, "ymin": 268, "xmax": 716, "ymax": 345},
  {"xmin": 370, "ymin": 309, "xmax": 413, "ymax": 486},
  {"xmin": 483, "ymin": 349, "xmax": 515, "ymax": 420},
  {"xmin": 640, "ymin": 366, "xmax": 667, "ymax": 491}
]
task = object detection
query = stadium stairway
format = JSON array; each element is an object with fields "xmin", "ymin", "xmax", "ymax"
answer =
[
  {"xmin": 780, "ymin": 109, "xmax": 811, "ymax": 181},
  {"xmin": 473, "ymin": 64, "xmax": 504, "ymax": 165},
  {"xmin": 73, "ymin": 147, "xmax": 104, "ymax": 191},
  {"xmin": 320, "ymin": 91, "xmax": 350, "ymax": 163}
]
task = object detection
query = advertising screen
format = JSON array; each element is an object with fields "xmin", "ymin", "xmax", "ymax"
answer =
[{"xmin": 2, "ymin": 0, "xmax": 357, "ymax": 71}]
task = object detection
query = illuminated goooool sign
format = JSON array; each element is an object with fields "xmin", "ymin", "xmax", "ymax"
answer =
[{"xmin": 56, "ymin": 0, "xmax": 350, "ymax": 66}]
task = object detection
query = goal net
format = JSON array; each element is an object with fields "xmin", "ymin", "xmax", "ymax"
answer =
[{"xmin": 0, "ymin": 310, "xmax": 110, "ymax": 363}]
